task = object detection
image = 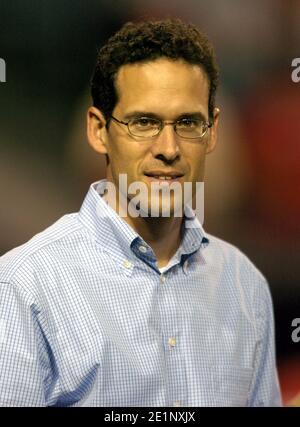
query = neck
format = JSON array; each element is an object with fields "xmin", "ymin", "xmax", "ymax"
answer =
[
  {"xmin": 124, "ymin": 214, "xmax": 183, "ymax": 269},
  {"xmin": 103, "ymin": 185, "xmax": 183, "ymax": 268}
]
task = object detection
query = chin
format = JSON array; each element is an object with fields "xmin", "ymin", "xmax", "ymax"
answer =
[{"xmin": 147, "ymin": 196, "xmax": 184, "ymax": 218}]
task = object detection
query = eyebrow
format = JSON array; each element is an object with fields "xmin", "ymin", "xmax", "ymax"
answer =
[{"xmin": 123, "ymin": 111, "xmax": 208, "ymax": 122}]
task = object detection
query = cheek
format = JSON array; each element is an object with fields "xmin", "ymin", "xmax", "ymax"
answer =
[
  {"xmin": 184, "ymin": 148, "xmax": 206, "ymax": 180},
  {"xmin": 107, "ymin": 135, "xmax": 130, "ymax": 163},
  {"xmin": 107, "ymin": 137, "xmax": 146, "ymax": 175}
]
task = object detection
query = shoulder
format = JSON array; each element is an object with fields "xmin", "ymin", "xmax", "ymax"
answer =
[
  {"xmin": 0, "ymin": 213, "xmax": 84, "ymax": 292},
  {"xmin": 200, "ymin": 233, "xmax": 275, "ymax": 331},
  {"xmin": 205, "ymin": 233, "xmax": 266, "ymax": 278},
  {"xmin": 203, "ymin": 232, "xmax": 271, "ymax": 301}
]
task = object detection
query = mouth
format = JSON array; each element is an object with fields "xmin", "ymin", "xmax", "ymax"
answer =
[{"xmin": 144, "ymin": 171, "xmax": 184, "ymax": 185}]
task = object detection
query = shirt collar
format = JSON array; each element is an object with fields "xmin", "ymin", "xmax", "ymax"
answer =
[{"xmin": 78, "ymin": 179, "xmax": 209, "ymax": 265}]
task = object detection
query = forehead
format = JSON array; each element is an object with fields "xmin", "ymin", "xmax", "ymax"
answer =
[{"xmin": 114, "ymin": 58, "xmax": 210, "ymax": 118}]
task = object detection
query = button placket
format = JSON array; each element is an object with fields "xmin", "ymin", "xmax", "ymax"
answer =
[
  {"xmin": 160, "ymin": 274, "xmax": 166, "ymax": 283},
  {"xmin": 183, "ymin": 259, "xmax": 189, "ymax": 274}
]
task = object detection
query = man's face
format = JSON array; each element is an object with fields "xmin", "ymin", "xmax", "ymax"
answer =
[{"xmin": 99, "ymin": 58, "xmax": 218, "ymax": 216}]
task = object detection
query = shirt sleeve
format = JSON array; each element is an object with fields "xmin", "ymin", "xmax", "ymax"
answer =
[
  {"xmin": 0, "ymin": 281, "xmax": 57, "ymax": 406},
  {"xmin": 247, "ymin": 278, "xmax": 282, "ymax": 407}
]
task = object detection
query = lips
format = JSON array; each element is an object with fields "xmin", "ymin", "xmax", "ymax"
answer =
[
  {"xmin": 144, "ymin": 171, "xmax": 184, "ymax": 179},
  {"xmin": 144, "ymin": 171, "xmax": 184, "ymax": 185}
]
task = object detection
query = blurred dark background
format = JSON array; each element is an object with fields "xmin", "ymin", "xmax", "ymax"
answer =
[{"xmin": 1, "ymin": 0, "xmax": 299, "ymax": 404}]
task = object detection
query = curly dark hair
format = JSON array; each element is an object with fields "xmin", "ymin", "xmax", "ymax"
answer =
[{"xmin": 91, "ymin": 19, "xmax": 219, "ymax": 122}]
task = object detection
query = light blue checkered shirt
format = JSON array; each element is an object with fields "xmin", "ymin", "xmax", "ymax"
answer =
[{"xmin": 0, "ymin": 180, "xmax": 282, "ymax": 406}]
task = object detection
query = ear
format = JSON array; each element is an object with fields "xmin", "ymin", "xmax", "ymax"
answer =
[
  {"xmin": 206, "ymin": 107, "xmax": 220, "ymax": 154},
  {"xmin": 87, "ymin": 106, "xmax": 109, "ymax": 154}
]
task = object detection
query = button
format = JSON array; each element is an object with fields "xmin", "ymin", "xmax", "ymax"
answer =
[
  {"xmin": 160, "ymin": 274, "xmax": 166, "ymax": 283},
  {"xmin": 123, "ymin": 260, "xmax": 132, "ymax": 268},
  {"xmin": 173, "ymin": 400, "xmax": 181, "ymax": 407},
  {"xmin": 168, "ymin": 337, "xmax": 176, "ymax": 347},
  {"xmin": 139, "ymin": 245, "xmax": 147, "ymax": 253}
]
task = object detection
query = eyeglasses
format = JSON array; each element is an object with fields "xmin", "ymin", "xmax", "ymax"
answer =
[{"xmin": 110, "ymin": 115, "xmax": 212, "ymax": 140}]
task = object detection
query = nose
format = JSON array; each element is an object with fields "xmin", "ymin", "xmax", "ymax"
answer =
[{"xmin": 150, "ymin": 123, "xmax": 180, "ymax": 163}]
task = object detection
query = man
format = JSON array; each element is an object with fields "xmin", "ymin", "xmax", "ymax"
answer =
[{"xmin": 0, "ymin": 19, "xmax": 282, "ymax": 406}]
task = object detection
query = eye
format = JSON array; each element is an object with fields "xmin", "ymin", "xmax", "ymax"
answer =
[
  {"xmin": 177, "ymin": 118, "xmax": 199, "ymax": 128},
  {"xmin": 131, "ymin": 117, "xmax": 158, "ymax": 128}
]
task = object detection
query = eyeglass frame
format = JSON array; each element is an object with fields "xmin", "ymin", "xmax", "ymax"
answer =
[{"xmin": 109, "ymin": 115, "xmax": 213, "ymax": 140}]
